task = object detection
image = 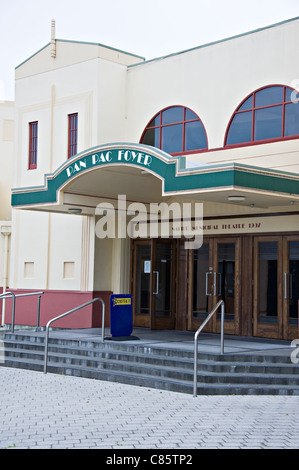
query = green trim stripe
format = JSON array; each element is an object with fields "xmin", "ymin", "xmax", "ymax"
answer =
[{"xmin": 11, "ymin": 144, "xmax": 299, "ymax": 207}]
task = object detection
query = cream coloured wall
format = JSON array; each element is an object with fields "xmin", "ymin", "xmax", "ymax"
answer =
[
  {"xmin": 12, "ymin": 41, "xmax": 134, "ymax": 293},
  {"xmin": 126, "ymin": 18, "xmax": 299, "ymax": 173},
  {"xmin": 9, "ymin": 209, "xmax": 85, "ymax": 290},
  {"xmin": 14, "ymin": 56, "xmax": 129, "ymax": 188},
  {"xmin": 0, "ymin": 102, "xmax": 13, "ymax": 293},
  {"xmin": 0, "ymin": 101, "xmax": 14, "ymax": 220}
]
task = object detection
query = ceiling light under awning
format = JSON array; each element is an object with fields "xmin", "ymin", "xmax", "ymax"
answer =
[{"xmin": 227, "ymin": 196, "xmax": 245, "ymax": 202}]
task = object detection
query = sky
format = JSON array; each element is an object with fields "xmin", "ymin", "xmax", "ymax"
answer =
[{"xmin": 1, "ymin": 0, "xmax": 299, "ymax": 101}]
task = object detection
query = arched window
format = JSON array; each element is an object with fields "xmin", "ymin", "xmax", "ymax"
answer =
[
  {"xmin": 140, "ymin": 106, "xmax": 208, "ymax": 155},
  {"xmin": 225, "ymin": 85, "xmax": 299, "ymax": 146}
]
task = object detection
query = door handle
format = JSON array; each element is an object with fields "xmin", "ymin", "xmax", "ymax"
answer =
[
  {"xmin": 218, "ymin": 272, "xmax": 222, "ymax": 296},
  {"xmin": 284, "ymin": 272, "xmax": 288, "ymax": 300},
  {"xmin": 205, "ymin": 272, "xmax": 212, "ymax": 296},
  {"xmin": 153, "ymin": 271, "xmax": 159, "ymax": 295},
  {"xmin": 214, "ymin": 272, "xmax": 217, "ymax": 297},
  {"xmin": 213, "ymin": 272, "xmax": 222, "ymax": 297}
]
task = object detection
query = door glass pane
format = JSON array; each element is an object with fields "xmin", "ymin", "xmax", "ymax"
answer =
[
  {"xmin": 218, "ymin": 243, "xmax": 235, "ymax": 319},
  {"xmin": 258, "ymin": 242, "xmax": 278, "ymax": 323},
  {"xmin": 289, "ymin": 241, "xmax": 299, "ymax": 325},
  {"xmin": 154, "ymin": 243, "xmax": 172, "ymax": 318},
  {"xmin": 192, "ymin": 243, "xmax": 209, "ymax": 318},
  {"xmin": 135, "ymin": 245, "xmax": 151, "ymax": 316}
]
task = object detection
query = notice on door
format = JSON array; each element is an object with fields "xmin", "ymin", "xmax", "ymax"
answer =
[{"xmin": 144, "ymin": 260, "xmax": 151, "ymax": 273}]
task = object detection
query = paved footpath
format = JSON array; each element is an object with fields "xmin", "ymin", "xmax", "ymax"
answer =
[{"xmin": 0, "ymin": 367, "xmax": 299, "ymax": 450}]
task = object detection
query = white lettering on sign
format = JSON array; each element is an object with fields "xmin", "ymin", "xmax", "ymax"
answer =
[
  {"xmin": 65, "ymin": 150, "xmax": 153, "ymax": 179},
  {"xmin": 66, "ymin": 159, "xmax": 87, "ymax": 177},
  {"xmin": 92, "ymin": 152, "xmax": 113, "ymax": 164},
  {"xmin": 117, "ymin": 150, "xmax": 152, "ymax": 166}
]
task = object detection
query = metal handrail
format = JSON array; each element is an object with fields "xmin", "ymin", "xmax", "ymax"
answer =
[
  {"xmin": 193, "ymin": 300, "xmax": 225, "ymax": 397},
  {"xmin": 0, "ymin": 291, "xmax": 44, "ymax": 332},
  {"xmin": 44, "ymin": 297, "xmax": 106, "ymax": 374}
]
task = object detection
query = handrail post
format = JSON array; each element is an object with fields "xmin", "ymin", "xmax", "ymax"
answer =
[
  {"xmin": 36, "ymin": 295, "xmax": 42, "ymax": 329},
  {"xmin": 100, "ymin": 298, "xmax": 105, "ymax": 343},
  {"xmin": 44, "ymin": 324, "xmax": 50, "ymax": 374},
  {"xmin": 11, "ymin": 293, "xmax": 16, "ymax": 333},
  {"xmin": 44, "ymin": 297, "xmax": 106, "ymax": 374},
  {"xmin": 193, "ymin": 331, "xmax": 199, "ymax": 398},
  {"xmin": 0, "ymin": 291, "xmax": 44, "ymax": 332},
  {"xmin": 220, "ymin": 301, "xmax": 224, "ymax": 355},
  {"xmin": 193, "ymin": 300, "xmax": 224, "ymax": 398}
]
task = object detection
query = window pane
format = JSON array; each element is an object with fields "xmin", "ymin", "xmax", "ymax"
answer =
[
  {"xmin": 185, "ymin": 109, "xmax": 198, "ymax": 121},
  {"xmin": 29, "ymin": 122, "xmax": 38, "ymax": 168},
  {"xmin": 148, "ymin": 114, "xmax": 161, "ymax": 127},
  {"xmin": 185, "ymin": 121, "xmax": 207, "ymax": 150},
  {"xmin": 226, "ymin": 111, "xmax": 252, "ymax": 145},
  {"xmin": 161, "ymin": 124, "xmax": 183, "ymax": 153},
  {"xmin": 284, "ymin": 103, "xmax": 299, "ymax": 136},
  {"xmin": 254, "ymin": 105, "xmax": 282, "ymax": 141},
  {"xmin": 142, "ymin": 127, "xmax": 160, "ymax": 147},
  {"xmin": 289, "ymin": 241, "xmax": 299, "ymax": 324},
  {"xmin": 238, "ymin": 95, "xmax": 253, "ymax": 111},
  {"xmin": 68, "ymin": 113, "xmax": 78, "ymax": 158},
  {"xmin": 258, "ymin": 242, "xmax": 278, "ymax": 323},
  {"xmin": 162, "ymin": 107, "xmax": 184, "ymax": 125},
  {"xmin": 218, "ymin": 243, "xmax": 235, "ymax": 318},
  {"xmin": 285, "ymin": 87, "xmax": 295, "ymax": 103},
  {"xmin": 193, "ymin": 243, "xmax": 209, "ymax": 317},
  {"xmin": 135, "ymin": 245, "xmax": 151, "ymax": 315},
  {"xmin": 255, "ymin": 86, "xmax": 283, "ymax": 107}
]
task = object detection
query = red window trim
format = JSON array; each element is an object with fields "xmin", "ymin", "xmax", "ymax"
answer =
[
  {"xmin": 140, "ymin": 105, "xmax": 208, "ymax": 155},
  {"xmin": 68, "ymin": 113, "xmax": 78, "ymax": 159},
  {"xmin": 224, "ymin": 84, "xmax": 299, "ymax": 147},
  {"xmin": 28, "ymin": 121, "xmax": 38, "ymax": 170}
]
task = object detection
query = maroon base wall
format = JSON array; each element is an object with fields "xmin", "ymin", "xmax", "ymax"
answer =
[{"xmin": 1, "ymin": 289, "xmax": 112, "ymax": 329}]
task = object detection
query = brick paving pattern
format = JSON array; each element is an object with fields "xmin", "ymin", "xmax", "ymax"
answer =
[{"xmin": 0, "ymin": 367, "xmax": 299, "ymax": 449}]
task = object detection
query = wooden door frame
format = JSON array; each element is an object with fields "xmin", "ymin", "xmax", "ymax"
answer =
[
  {"xmin": 188, "ymin": 236, "xmax": 241, "ymax": 335},
  {"xmin": 150, "ymin": 239, "xmax": 176, "ymax": 330},
  {"xmin": 187, "ymin": 239, "xmax": 214, "ymax": 333},
  {"xmin": 131, "ymin": 239, "xmax": 152, "ymax": 328},
  {"xmin": 253, "ymin": 236, "xmax": 283, "ymax": 339},
  {"xmin": 213, "ymin": 237, "xmax": 241, "ymax": 335},
  {"xmin": 131, "ymin": 238, "xmax": 176, "ymax": 330},
  {"xmin": 282, "ymin": 235, "xmax": 299, "ymax": 340}
]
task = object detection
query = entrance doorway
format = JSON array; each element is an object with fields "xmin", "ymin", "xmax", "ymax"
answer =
[
  {"xmin": 131, "ymin": 233, "xmax": 299, "ymax": 339},
  {"xmin": 188, "ymin": 237, "xmax": 241, "ymax": 335},
  {"xmin": 253, "ymin": 235, "xmax": 299, "ymax": 339},
  {"xmin": 132, "ymin": 239, "xmax": 176, "ymax": 329}
]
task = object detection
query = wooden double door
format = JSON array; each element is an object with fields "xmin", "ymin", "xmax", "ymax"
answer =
[
  {"xmin": 189, "ymin": 234, "xmax": 299, "ymax": 340},
  {"xmin": 253, "ymin": 235, "xmax": 299, "ymax": 339},
  {"xmin": 189, "ymin": 237, "xmax": 241, "ymax": 335},
  {"xmin": 131, "ymin": 234, "xmax": 299, "ymax": 339}
]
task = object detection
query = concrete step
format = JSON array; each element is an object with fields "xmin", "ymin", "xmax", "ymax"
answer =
[
  {"xmin": 1, "ymin": 331, "xmax": 298, "ymax": 395},
  {"xmin": 3, "ymin": 339, "xmax": 299, "ymax": 376},
  {"xmin": 4, "ymin": 345, "xmax": 299, "ymax": 386}
]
